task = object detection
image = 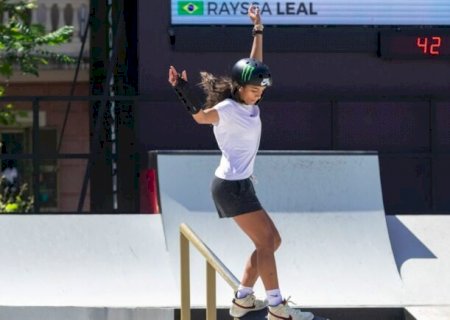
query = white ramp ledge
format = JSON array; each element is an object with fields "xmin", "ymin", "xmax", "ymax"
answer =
[{"xmin": 0, "ymin": 214, "xmax": 177, "ymax": 308}]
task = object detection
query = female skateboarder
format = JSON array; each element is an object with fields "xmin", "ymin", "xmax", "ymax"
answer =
[{"xmin": 168, "ymin": 5, "xmax": 314, "ymax": 320}]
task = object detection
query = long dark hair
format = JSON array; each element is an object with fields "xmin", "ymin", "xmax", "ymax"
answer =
[{"xmin": 199, "ymin": 72, "xmax": 241, "ymax": 109}]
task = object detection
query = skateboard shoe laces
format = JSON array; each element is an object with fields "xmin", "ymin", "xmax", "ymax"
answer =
[{"xmin": 268, "ymin": 296, "xmax": 314, "ymax": 320}]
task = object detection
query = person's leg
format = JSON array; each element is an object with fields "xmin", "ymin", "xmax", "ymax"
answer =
[
  {"xmin": 233, "ymin": 210, "xmax": 315, "ymax": 320},
  {"xmin": 234, "ymin": 209, "xmax": 281, "ymax": 290},
  {"xmin": 229, "ymin": 209, "xmax": 281, "ymax": 317}
]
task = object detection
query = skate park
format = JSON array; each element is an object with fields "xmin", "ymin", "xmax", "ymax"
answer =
[
  {"xmin": 1, "ymin": 151, "xmax": 450, "ymax": 320},
  {"xmin": 2, "ymin": 0, "xmax": 450, "ymax": 320}
]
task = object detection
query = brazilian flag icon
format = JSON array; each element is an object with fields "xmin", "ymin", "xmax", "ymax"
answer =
[{"xmin": 178, "ymin": 1, "xmax": 204, "ymax": 15}]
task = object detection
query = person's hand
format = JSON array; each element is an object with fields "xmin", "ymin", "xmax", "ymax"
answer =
[
  {"xmin": 168, "ymin": 65, "xmax": 188, "ymax": 87},
  {"xmin": 248, "ymin": 5, "xmax": 261, "ymax": 25}
]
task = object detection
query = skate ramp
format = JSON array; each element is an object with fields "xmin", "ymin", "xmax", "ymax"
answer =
[
  {"xmin": 1, "ymin": 151, "xmax": 447, "ymax": 320},
  {"xmin": 156, "ymin": 151, "xmax": 404, "ymax": 307},
  {"xmin": 0, "ymin": 214, "xmax": 177, "ymax": 308}
]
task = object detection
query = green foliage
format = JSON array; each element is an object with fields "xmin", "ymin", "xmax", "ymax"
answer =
[
  {"xmin": 0, "ymin": 0, "xmax": 75, "ymax": 124},
  {"xmin": 0, "ymin": 0, "xmax": 74, "ymax": 212},
  {"xmin": 0, "ymin": 177, "xmax": 33, "ymax": 213},
  {"xmin": 0, "ymin": 0, "xmax": 75, "ymax": 78},
  {"xmin": 0, "ymin": 85, "xmax": 23, "ymax": 125}
]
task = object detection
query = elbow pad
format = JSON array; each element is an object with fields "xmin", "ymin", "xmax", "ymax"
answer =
[{"xmin": 172, "ymin": 77, "xmax": 202, "ymax": 114}]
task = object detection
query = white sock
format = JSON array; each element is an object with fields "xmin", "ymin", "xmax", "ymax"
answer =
[
  {"xmin": 266, "ymin": 288, "xmax": 283, "ymax": 306},
  {"xmin": 236, "ymin": 285, "xmax": 254, "ymax": 299}
]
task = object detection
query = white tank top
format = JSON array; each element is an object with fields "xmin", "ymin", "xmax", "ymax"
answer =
[{"xmin": 212, "ymin": 98, "xmax": 261, "ymax": 180}]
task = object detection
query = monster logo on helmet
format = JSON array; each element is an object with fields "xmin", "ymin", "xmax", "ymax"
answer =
[
  {"xmin": 241, "ymin": 65, "xmax": 255, "ymax": 83},
  {"xmin": 232, "ymin": 58, "xmax": 272, "ymax": 87}
]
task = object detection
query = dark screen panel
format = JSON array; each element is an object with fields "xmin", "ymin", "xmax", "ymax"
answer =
[
  {"xmin": 137, "ymin": 102, "xmax": 218, "ymax": 152},
  {"xmin": 435, "ymin": 102, "xmax": 450, "ymax": 151},
  {"xmin": 336, "ymin": 102, "xmax": 430, "ymax": 152},
  {"xmin": 138, "ymin": 101, "xmax": 332, "ymax": 152},
  {"xmin": 433, "ymin": 156, "xmax": 450, "ymax": 211},
  {"xmin": 260, "ymin": 102, "xmax": 332, "ymax": 150},
  {"xmin": 380, "ymin": 156, "xmax": 432, "ymax": 214},
  {"xmin": 170, "ymin": 27, "xmax": 377, "ymax": 53}
]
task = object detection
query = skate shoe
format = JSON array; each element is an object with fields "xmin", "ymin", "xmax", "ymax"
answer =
[
  {"xmin": 268, "ymin": 297, "xmax": 314, "ymax": 320},
  {"xmin": 229, "ymin": 293, "xmax": 268, "ymax": 318}
]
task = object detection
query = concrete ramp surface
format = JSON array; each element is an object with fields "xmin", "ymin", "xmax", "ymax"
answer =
[
  {"xmin": 156, "ymin": 151, "xmax": 403, "ymax": 307},
  {"xmin": 0, "ymin": 214, "xmax": 177, "ymax": 308},
  {"xmin": 1, "ymin": 151, "xmax": 449, "ymax": 320}
]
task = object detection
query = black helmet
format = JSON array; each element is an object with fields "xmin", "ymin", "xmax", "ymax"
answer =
[{"xmin": 231, "ymin": 58, "xmax": 272, "ymax": 87}]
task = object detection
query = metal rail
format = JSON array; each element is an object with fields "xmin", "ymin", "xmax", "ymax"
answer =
[{"xmin": 180, "ymin": 223, "xmax": 240, "ymax": 320}]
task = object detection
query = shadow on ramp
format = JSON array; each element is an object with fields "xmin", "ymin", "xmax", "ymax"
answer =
[{"xmin": 386, "ymin": 216, "xmax": 436, "ymax": 274}]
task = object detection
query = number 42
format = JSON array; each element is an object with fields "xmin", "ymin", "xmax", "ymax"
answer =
[{"xmin": 416, "ymin": 36, "xmax": 442, "ymax": 55}]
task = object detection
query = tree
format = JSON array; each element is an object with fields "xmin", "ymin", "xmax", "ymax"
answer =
[
  {"xmin": 0, "ymin": 0, "xmax": 74, "ymax": 77},
  {"xmin": 0, "ymin": 0, "xmax": 75, "ymax": 212}
]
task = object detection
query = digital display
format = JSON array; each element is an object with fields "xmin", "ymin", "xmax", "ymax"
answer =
[
  {"xmin": 379, "ymin": 30, "xmax": 450, "ymax": 59},
  {"xmin": 171, "ymin": 1, "xmax": 450, "ymax": 25}
]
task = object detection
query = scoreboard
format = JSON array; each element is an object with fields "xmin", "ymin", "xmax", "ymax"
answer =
[
  {"xmin": 379, "ymin": 30, "xmax": 450, "ymax": 59},
  {"xmin": 171, "ymin": 1, "xmax": 450, "ymax": 26},
  {"xmin": 170, "ymin": 1, "xmax": 450, "ymax": 59}
]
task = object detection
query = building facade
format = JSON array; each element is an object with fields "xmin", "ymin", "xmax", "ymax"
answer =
[{"xmin": 1, "ymin": 0, "xmax": 90, "ymax": 212}]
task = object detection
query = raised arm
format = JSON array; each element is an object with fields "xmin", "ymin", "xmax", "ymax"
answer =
[
  {"xmin": 168, "ymin": 66, "xmax": 219, "ymax": 125},
  {"xmin": 249, "ymin": 5, "xmax": 263, "ymax": 61}
]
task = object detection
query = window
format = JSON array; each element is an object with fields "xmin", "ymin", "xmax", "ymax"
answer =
[{"xmin": 0, "ymin": 127, "xmax": 58, "ymax": 211}]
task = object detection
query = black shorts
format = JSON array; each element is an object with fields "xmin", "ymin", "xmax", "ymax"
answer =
[{"xmin": 211, "ymin": 176, "xmax": 263, "ymax": 218}]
